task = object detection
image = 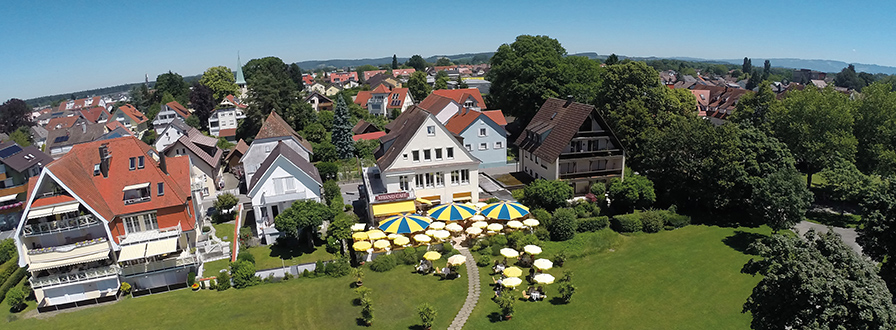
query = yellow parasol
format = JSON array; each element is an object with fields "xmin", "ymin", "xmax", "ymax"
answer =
[
  {"xmin": 500, "ymin": 248, "xmax": 520, "ymax": 258},
  {"xmin": 373, "ymin": 239, "xmax": 391, "ymax": 250},
  {"xmin": 352, "ymin": 241, "xmax": 372, "ymax": 251},
  {"xmin": 425, "ymin": 229, "xmax": 436, "ymax": 236},
  {"xmin": 465, "ymin": 227, "xmax": 483, "ymax": 235},
  {"xmin": 502, "ymin": 277, "xmax": 522, "ymax": 288},
  {"xmin": 414, "ymin": 234, "xmax": 432, "ymax": 243},
  {"xmin": 429, "ymin": 221, "xmax": 446, "ymax": 230},
  {"xmin": 366, "ymin": 230, "xmax": 387, "ymax": 241},
  {"xmin": 523, "ymin": 245, "xmax": 542, "ymax": 255},
  {"xmin": 487, "ymin": 223, "xmax": 504, "ymax": 232},
  {"xmin": 415, "ymin": 197, "xmax": 433, "ymax": 205},
  {"xmin": 352, "ymin": 232, "xmax": 368, "ymax": 241},
  {"xmin": 394, "ymin": 236, "xmax": 410, "ymax": 246},
  {"xmin": 387, "ymin": 233, "xmax": 402, "ymax": 240},
  {"xmin": 351, "ymin": 223, "xmax": 367, "ymax": 232},
  {"xmin": 470, "ymin": 214, "xmax": 486, "ymax": 221},
  {"xmin": 507, "ymin": 220, "xmax": 524, "ymax": 229},
  {"xmin": 472, "ymin": 221, "xmax": 488, "ymax": 228},
  {"xmin": 533, "ymin": 258, "xmax": 553, "ymax": 270},
  {"xmin": 523, "ymin": 219, "xmax": 540, "ymax": 227},
  {"xmin": 423, "ymin": 251, "xmax": 441, "ymax": 260},
  {"xmin": 503, "ymin": 266, "xmax": 523, "ymax": 277},
  {"xmin": 447, "ymin": 254, "xmax": 467, "ymax": 266},
  {"xmin": 446, "ymin": 223, "xmax": 464, "ymax": 232},
  {"xmin": 534, "ymin": 273, "xmax": 555, "ymax": 284},
  {"xmin": 433, "ymin": 230, "xmax": 451, "ymax": 240}
]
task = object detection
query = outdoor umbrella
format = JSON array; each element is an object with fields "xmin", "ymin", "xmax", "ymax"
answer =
[
  {"xmin": 429, "ymin": 221, "xmax": 446, "ymax": 230},
  {"xmin": 387, "ymin": 233, "xmax": 402, "ymax": 240},
  {"xmin": 366, "ymin": 230, "xmax": 386, "ymax": 241},
  {"xmin": 393, "ymin": 236, "xmax": 410, "ymax": 246},
  {"xmin": 446, "ymin": 223, "xmax": 464, "ymax": 232},
  {"xmin": 352, "ymin": 232, "xmax": 368, "ymax": 241},
  {"xmin": 474, "ymin": 202, "xmax": 488, "ymax": 209},
  {"xmin": 433, "ymin": 230, "xmax": 451, "ymax": 240},
  {"xmin": 351, "ymin": 223, "xmax": 367, "ymax": 232},
  {"xmin": 534, "ymin": 273, "xmax": 555, "ymax": 284},
  {"xmin": 507, "ymin": 220, "xmax": 524, "ymax": 229},
  {"xmin": 447, "ymin": 254, "xmax": 467, "ymax": 266},
  {"xmin": 523, "ymin": 219, "xmax": 540, "ymax": 227},
  {"xmin": 472, "ymin": 221, "xmax": 488, "ymax": 228},
  {"xmin": 502, "ymin": 277, "xmax": 522, "ymax": 288},
  {"xmin": 503, "ymin": 266, "xmax": 523, "ymax": 277},
  {"xmin": 533, "ymin": 258, "xmax": 553, "ymax": 270},
  {"xmin": 470, "ymin": 214, "xmax": 486, "ymax": 221},
  {"xmin": 379, "ymin": 213, "xmax": 431, "ymax": 234},
  {"xmin": 428, "ymin": 203, "xmax": 477, "ymax": 221},
  {"xmin": 480, "ymin": 201, "xmax": 530, "ymax": 220},
  {"xmin": 353, "ymin": 241, "xmax": 372, "ymax": 251},
  {"xmin": 487, "ymin": 223, "xmax": 504, "ymax": 232},
  {"xmin": 373, "ymin": 239, "xmax": 391, "ymax": 250},
  {"xmin": 414, "ymin": 234, "xmax": 432, "ymax": 243},
  {"xmin": 423, "ymin": 251, "xmax": 441, "ymax": 260},
  {"xmin": 523, "ymin": 245, "xmax": 542, "ymax": 255},
  {"xmin": 465, "ymin": 227, "xmax": 483, "ymax": 235},
  {"xmin": 500, "ymin": 248, "xmax": 520, "ymax": 258}
]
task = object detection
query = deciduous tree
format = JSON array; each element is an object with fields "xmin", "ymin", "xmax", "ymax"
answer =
[
  {"xmin": 607, "ymin": 169, "xmax": 656, "ymax": 213},
  {"xmin": 274, "ymin": 200, "xmax": 333, "ymax": 246},
  {"xmin": 0, "ymin": 98, "xmax": 34, "ymax": 134},
  {"xmin": 520, "ymin": 179, "xmax": 573, "ymax": 211},
  {"xmin": 199, "ymin": 66, "xmax": 239, "ymax": 102},
  {"xmin": 406, "ymin": 55, "xmax": 427, "ymax": 72},
  {"xmin": 189, "ymin": 82, "xmax": 215, "ymax": 131},
  {"xmin": 154, "ymin": 71, "xmax": 189, "ymax": 105},
  {"xmin": 853, "ymin": 82, "xmax": 896, "ymax": 176},
  {"xmin": 407, "ymin": 71, "xmax": 431, "ymax": 102},
  {"xmin": 751, "ymin": 168, "xmax": 811, "ymax": 232}
]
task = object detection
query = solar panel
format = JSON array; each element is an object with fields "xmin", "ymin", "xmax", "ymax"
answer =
[
  {"xmin": 0, "ymin": 145, "xmax": 22, "ymax": 158},
  {"xmin": 54, "ymin": 136, "xmax": 70, "ymax": 143}
]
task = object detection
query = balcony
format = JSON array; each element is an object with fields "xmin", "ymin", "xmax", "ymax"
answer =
[
  {"xmin": 23, "ymin": 215, "xmax": 102, "ymax": 237},
  {"xmin": 559, "ymin": 167, "xmax": 623, "ymax": 180},
  {"xmin": 30, "ymin": 264, "xmax": 120, "ymax": 289},
  {"xmin": 118, "ymin": 224, "xmax": 181, "ymax": 245},
  {"xmin": 123, "ymin": 185, "xmax": 151, "ymax": 205},
  {"xmin": 120, "ymin": 253, "xmax": 199, "ymax": 277},
  {"xmin": 260, "ymin": 190, "xmax": 310, "ymax": 205}
]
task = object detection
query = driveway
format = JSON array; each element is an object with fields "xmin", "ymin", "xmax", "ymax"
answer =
[
  {"xmin": 793, "ymin": 221, "xmax": 863, "ymax": 256},
  {"xmin": 0, "ymin": 229, "xmax": 13, "ymax": 241},
  {"xmin": 339, "ymin": 181, "xmax": 362, "ymax": 206}
]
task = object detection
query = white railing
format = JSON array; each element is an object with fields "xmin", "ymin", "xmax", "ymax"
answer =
[
  {"xmin": 124, "ymin": 196, "xmax": 151, "ymax": 205},
  {"xmin": 117, "ymin": 224, "xmax": 181, "ymax": 244},
  {"xmin": 31, "ymin": 264, "xmax": 119, "ymax": 288},
  {"xmin": 23, "ymin": 215, "xmax": 101, "ymax": 237},
  {"xmin": 120, "ymin": 254, "xmax": 198, "ymax": 277}
]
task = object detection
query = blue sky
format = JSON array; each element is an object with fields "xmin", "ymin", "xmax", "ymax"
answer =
[{"xmin": 3, "ymin": 0, "xmax": 895, "ymax": 101}]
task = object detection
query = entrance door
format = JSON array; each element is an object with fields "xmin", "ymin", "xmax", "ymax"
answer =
[{"xmin": 271, "ymin": 205, "xmax": 280, "ymax": 219}]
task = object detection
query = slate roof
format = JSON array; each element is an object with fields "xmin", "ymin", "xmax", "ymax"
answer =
[
  {"xmin": 304, "ymin": 91, "xmax": 333, "ymax": 104},
  {"xmin": 164, "ymin": 128, "xmax": 223, "ymax": 168},
  {"xmin": 515, "ymin": 98, "xmax": 622, "ymax": 162},
  {"xmin": 374, "ymin": 106, "xmax": 430, "ymax": 170},
  {"xmin": 0, "ymin": 143, "xmax": 53, "ymax": 173},
  {"xmin": 249, "ymin": 141, "xmax": 322, "ymax": 191},
  {"xmin": 352, "ymin": 119, "xmax": 379, "ymax": 135},
  {"xmin": 255, "ymin": 111, "xmax": 313, "ymax": 153}
]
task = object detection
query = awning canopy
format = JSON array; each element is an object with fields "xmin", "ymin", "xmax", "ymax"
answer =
[
  {"xmin": 145, "ymin": 238, "xmax": 178, "ymax": 258},
  {"xmin": 371, "ymin": 200, "xmax": 416, "ymax": 217},
  {"xmin": 27, "ymin": 207, "xmax": 54, "ymax": 219},
  {"xmin": 122, "ymin": 182, "xmax": 150, "ymax": 191},
  {"xmin": 117, "ymin": 243, "xmax": 147, "ymax": 262},
  {"xmin": 28, "ymin": 241, "xmax": 111, "ymax": 271},
  {"xmin": 0, "ymin": 194, "xmax": 18, "ymax": 203},
  {"xmin": 452, "ymin": 192, "xmax": 472, "ymax": 202},
  {"xmin": 52, "ymin": 202, "xmax": 80, "ymax": 215}
]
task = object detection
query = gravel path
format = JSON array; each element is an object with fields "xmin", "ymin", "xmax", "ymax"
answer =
[
  {"xmin": 793, "ymin": 221, "xmax": 863, "ymax": 255},
  {"xmin": 447, "ymin": 247, "xmax": 480, "ymax": 330}
]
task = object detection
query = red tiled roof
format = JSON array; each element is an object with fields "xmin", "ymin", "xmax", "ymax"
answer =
[
  {"xmin": 371, "ymin": 84, "xmax": 391, "ymax": 94},
  {"xmin": 392, "ymin": 68, "xmax": 416, "ymax": 76},
  {"xmin": 105, "ymin": 121, "xmax": 133, "ymax": 135},
  {"xmin": 444, "ymin": 109, "xmax": 481, "ymax": 135},
  {"xmin": 302, "ymin": 75, "xmax": 314, "ymax": 86},
  {"xmin": 116, "ymin": 104, "xmax": 147, "ymax": 125},
  {"xmin": 482, "ymin": 110, "xmax": 507, "ymax": 126},
  {"xmin": 165, "ymin": 101, "xmax": 190, "ymax": 118},
  {"xmin": 363, "ymin": 70, "xmax": 387, "ymax": 81},
  {"xmin": 417, "ymin": 94, "xmax": 456, "ymax": 115},
  {"xmin": 164, "ymin": 128, "xmax": 222, "ymax": 168},
  {"xmin": 352, "ymin": 131, "xmax": 387, "ymax": 141},
  {"xmin": 80, "ymin": 107, "xmax": 110, "ymax": 123},
  {"xmin": 47, "ymin": 116, "xmax": 80, "ymax": 130},
  {"xmin": 255, "ymin": 111, "xmax": 313, "ymax": 153},
  {"xmin": 354, "ymin": 91, "xmax": 372, "ymax": 107},
  {"xmin": 224, "ymin": 139, "xmax": 249, "ymax": 163},
  {"xmin": 432, "ymin": 88, "xmax": 486, "ymax": 109},
  {"xmin": 329, "ymin": 72, "xmax": 358, "ymax": 83},
  {"xmin": 219, "ymin": 128, "xmax": 236, "ymax": 137},
  {"xmin": 223, "ymin": 95, "xmax": 247, "ymax": 109},
  {"xmin": 57, "ymin": 96, "xmax": 102, "ymax": 112},
  {"xmin": 387, "ymin": 88, "xmax": 411, "ymax": 109},
  {"xmin": 31, "ymin": 195, "xmax": 76, "ymax": 208}
]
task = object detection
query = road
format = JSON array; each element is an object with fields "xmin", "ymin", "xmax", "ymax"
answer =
[
  {"xmin": 0, "ymin": 229, "xmax": 13, "ymax": 241},
  {"xmin": 793, "ymin": 221, "xmax": 863, "ymax": 256}
]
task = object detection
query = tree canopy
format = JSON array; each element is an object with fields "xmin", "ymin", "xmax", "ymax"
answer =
[
  {"xmin": 200, "ymin": 66, "xmax": 239, "ymax": 102},
  {"xmin": 155, "ymin": 71, "xmax": 189, "ymax": 105},
  {"xmin": 406, "ymin": 55, "xmax": 427, "ymax": 72},
  {"xmin": 332, "ymin": 95, "xmax": 355, "ymax": 159},
  {"xmin": 853, "ymin": 82, "xmax": 896, "ymax": 176},
  {"xmin": 607, "ymin": 169, "xmax": 656, "ymax": 213},
  {"xmin": 407, "ymin": 71, "xmax": 431, "ymax": 102},
  {"xmin": 189, "ymin": 82, "xmax": 215, "ymax": 131},
  {"xmin": 274, "ymin": 200, "xmax": 333, "ymax": 241},
  {"xmin": 0, "ymin": 98, "xmax": 34, "ymax": 134},
  {"xmin": 519, "ymin": 179, "xmax": 573, "ymax": 212}
]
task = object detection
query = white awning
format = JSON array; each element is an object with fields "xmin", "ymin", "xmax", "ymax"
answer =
[
  {"xmin": 28, "ymin": 242, "xmax": 111, "ymax": 271},
  {"xmin": 52, "ymin": 202, "xmax": 80, "ymax": 215},
  {"xmin": 27, "ymin": 207, "xmax": 54, "ymax": 219},
  {"xmin": 122, "ymin": 182, "xmax": 150, "ymax": 191},
  {"xmin": 145, "ymin": 238, "xmax": 178, "ymax": 258},
  {"xmin": 117, "ymin": 243, "xmax": 147, "ymax": 262},
  {"xmin": 0, "ymin": 194, "xmax": 18, "ymax": 203}
]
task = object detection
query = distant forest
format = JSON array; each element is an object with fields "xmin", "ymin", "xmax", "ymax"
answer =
[{"xmin": 25, "ymin": 74, "xmax": 201, "ymax": 108}]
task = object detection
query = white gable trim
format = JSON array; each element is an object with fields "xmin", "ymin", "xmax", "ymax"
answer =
[
  {"xmin": 248, "ymin": 154, "xmax": 322, "ymax": 198},
  {"xmin": 383, "ymin": 112, "xmax": 480, "ymax": 172}
]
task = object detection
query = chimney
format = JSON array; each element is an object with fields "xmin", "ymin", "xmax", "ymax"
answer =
[
  {"xmin": 565, "ymin": 95, "xmax": 574, "ymax": 107},
  {"xmin": 159, "ymin": 151, "xmax": 168, "ymax": 175},
  {"xmin": 81, "ymin": 122, "xmax": 86, "ymax": 133},
  {"xmin": 98, "ymin": 144, "xmax": 111, "ymax": 178}
]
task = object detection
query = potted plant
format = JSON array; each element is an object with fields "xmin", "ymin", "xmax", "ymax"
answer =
[
  {"xmin": 360, "ymin": 297, "xmax": 374, "ymax": 326},
  {"xmin": 494, "ymin": 291, "xmax": 516, "ymax": 320},
  {"xmin": 191, "ymin": 283, "xmax": 200, "ymax": 291},
  {"xmin": 353, "ymin": 267, "xmax": 365, "ymax": 287},
  {"xmin": 417, "ymin": 303, "xmax": 437, "ymax": 330}
]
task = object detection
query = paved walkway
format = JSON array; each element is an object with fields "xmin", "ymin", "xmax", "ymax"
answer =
[
  {"xmin": 793, "ymin": 220, "xmax": 863, "ymax": 256},
  {"xmin": 448, "ymin": 247, "xmax": 480, "ymax": 330}
]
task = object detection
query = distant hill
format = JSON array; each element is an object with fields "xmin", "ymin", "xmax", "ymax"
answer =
[
  {"xmin": 293, "ymin": 52, "xmax": 495, "ymax": 70},
  {"xmin": 715, "ymin": 58, "xmax": 896, "ymax": 75}
]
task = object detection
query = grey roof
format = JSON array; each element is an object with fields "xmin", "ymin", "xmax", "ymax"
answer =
[
  {"xmin": 0, "ymin": 144, "xmax": 53, "ymax": 172},
  {"xmin": 374, "ymin": 106, "xmax": 430, "ymax": 170},
  {"xmin": 45, "ymin": 122, "xmax": 106, "ymax": 150},
  {"xmin": 30, "ymin": 126, "xmax": 48, "ymax": 140},
  {"xmin": 97, "ymin": 127, "xmax": 132, "ymax": 141},
  {"xmin": 249, "ymin": 141, "xmax": 322, "ymax": 191}
]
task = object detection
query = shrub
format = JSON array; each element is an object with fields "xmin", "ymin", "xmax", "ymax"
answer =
[
  {"xmin": 489, "ymin": 235, "xmax": 508, "ymax": 247},
  {"xmin": 531, "ymin": 208, "xmax": 552, "ymax": 227},
  {"xmin": 344, "ymin": 204, "xmax": 353, "ymax": 212},
  {"xmin": 326, "ymin": 257, "xmax": 351, "ymax": 278},
  {"xmin": 640, "ymin": 211, "xmax": 665, "ymax": 233},
  {"xmin": 302, "ymin": 269, "xmax": 311, "ymax": 278},
  {"xmin": 397, "ymin": 247, "xmax": 418, "ymax": 265},
  {"xmin": 490, "ymin": 245, "xmax": 502, "ymax": 256},
  {"xmin": 0, "ymin": 239, "xmax": 16, "ymax": 264},
  {"xmin": 493, "ymin": 290, "xmax": 517, "ymax": 317},
  {"xmin": 558, "ymin": 281, "xmax": 577, "ymax": 303},
  {"xmin": 476, "ymin": 254, "xmax": 492, "ymax": 267},
  {"xmin": 214, "ymin": 193, "xmax": 239, "ymax": 217},
  {"xmin": 361, "ymin": 298, "xmax": 375, "ymax": 325},
  {"xmin": 577, "ymin": 216, "xmax": 609, "ymax": 232},
  {"xmin": 201, "ymin": 280, "xmax": 207, "ymax": 289},
  {"xmin": 237, "ymin": 251, "xmax": 255, "ymax": 264},
  {"xmin": 0, "ymin": 255, "xmax": 20, "ymax": 285},
  {"xmin": 520, "ymin": 179, "xmax": 573, "ymax": 211},
  {"xmin": 187, "ymin": 271, "xmax": 196, "ymax": 286},
  {"xmin": 612, "ymin": 213, "xmax": 642, "ymax": 233},
  {"xmin": 534, "ymin": 226, "xmax": 551, "ymax": 241},
  {"xmin": 230, "ymin": 261, "xmax": 260, "ymax": 289},
  {"xmin": 5, "ymin": 287, "xmax": 25, "ymax": 311},
  {"xmin": 550, "ymin": 208, "xmax": 577, "ymax": 241},
  {"xmin": 553, "ymin": 251, "xmax": 568, "ymax": 267},
  {"xmin": 417, "ymin": 303, "xmax": 437, "ymax": 329},
  {"xmin": 217, "ymin": 270, "xmax": 231, "ymax": 291},
  {"xmin": 369, "ymin": 255, "xmax": 397, "ymax": 272},
  {"xmin": 209, "ymin": 279, "xmax": 218, "ymax": 290},
  {"xmin": 485, "ymin": 197, "xmax": 501, "ymax": 203},
  {"xmin": 590, "ymin": 182, "xmax": 606, "ymax": 198},
  {"xmin": 508, "ymin": 232, "xmax": 539, "ymax": 251},
  {"xmin": 0, "ymin": 266, "xmax": 25, "ymax": 303},
  {"xmin": 665, "ymin": 212, "xmax": 691, "ymax": 229},
  {"xmin": 314, "ymin": 260, "xmax": 325, "ymax": 276},
  {"xmin": 120, "ymin": 282, "xmax": 132, "ymax": 295}
]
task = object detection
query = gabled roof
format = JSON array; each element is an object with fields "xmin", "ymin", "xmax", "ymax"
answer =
[
  {"xmin": 304, "ymin": 91, "xmax": 332, "ymax": 103},
  {"xmin": 255, "ymin": 111, "xmax": 313, "ymax": 153},
  {"xmin": 363, "ymin": 70, "xmax": 387, "ymax": 81},
  {"xmin": 249, "ymin": 141, "xmax": 322, "ymax": 192},
  {"xmin": 432, "ymin": 88, "xmax": 486, "ymax": 109},
  {"xmin": 352, "ymin": 119, "xmax": 379, "ymax": 135},
  {"xmin": 482, "ymin": 110, "xmax": 507, "ymax": 126},
  {"xmin": 515, "ymin": 98, "xmax": 622, "ymax": 162},
  {"xmin": 0, "ymin": 143, "xmax": 53, "ymax": 173},
  {"xmin": 392, "ymin": 68, "xmax": 416, "ymax": 76},
  {"xmin": 57, "ymin": 96, "xmax": 102, "ymax": 112},
  {"xmin": 164, "ymin": 128, "xmax": 223, "ymax": 168},
  {"xmin": 225, "ymin": 139, "xmax": 249, "ymax": 163},
  {"xmin": 47, "ymin": 116, "xmax": 82, "ymax": 130},
  {"xmin": 104, "ymin": 121, "xmax": 133, "ymax": 135},
  {"xmin": 218, "ymin": 128, "xmax": 237, "ymax": 138},
  {"xmin": 371, "ymin": 84, "xmax": 391, "ymax": 94},
  {"xmin": 417, "ymin": 94, "xmax": 457, "ymax": 116},
  {"xmin": 222, "ymin": 95, "xmax": 247, "ymax": 109},
  {"xmin": 352, "ymin": 131, "xmax": 386, "ymax": 141},
  {"xmin": 30, "ymin": 126, "xmax": 48, "ymax": 140},
  {"xmin": 329, "ymin": 72, "xmax": 358, "ymax": 83},
  {"xmin": 115, "ymin": 104, "xmax": 147, "ymax": 125},
  {"xmin": 375, "ymin": 106, "xmax": 431, "ymax": 170},
  {"xmin": 46, "ymin": 122, "xmax": 106, "ymax": 150},
  {"xmin": 165, "ymin": 101, "xmax": 190, "ymax": 118},
  {"xmin": 354, "ymin": 91, "xmax": 372, "ymax": 107},
  {"xmin": 43, "ymin": 136, "xmax": 191, "ymax": 223},
  {"xmin": 444, "ymin": 109, "xmax": 482, "ymax": 135},
  {"xmin": 79, "ymin": 107, "xmax": 110, "ymax": 123}
]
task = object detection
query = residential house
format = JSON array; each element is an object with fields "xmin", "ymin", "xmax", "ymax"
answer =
[
  {"xmin": 0, "ymin": 142, "xmax": 53, "ymax": 230},
  {"xmin": 364, "ymin": 73, "xmax": 401, "ymax": 90},
  {"xmin": 162, "ymin": 128, "xmax": 224, "ymax": 198},
  {"xmin": 13, "ymin": 136, "xmax": 198, "ymax": 312},
  {"xmin": 431, "ymin": 88, "xmax": 486, "ymax": 111},
  {"xmin": 209, "ymin": 95, "xmax": 247, "ymax": 140},
  {"xmin": 690, "ymin": 85, "xmax": 751, "ymax": 125},
  {"xmin": 515, "ymin": 97, "xmax": 626, "ymax": 195},
  {"xmin": 309, "ymin": 82, "xmax": 327, "ymax": 95},
  {"xmin": 56, "ymin": 96, "xmax": 107, "ymax": 113},
  {"xmin": 353, "ymin": 132, "xmax": 386, "ymax": 142},
  {"xmin": 152, "ymin": 101, "xmax": 190, "ymax": 131},
  {"xmin": 362, "ymin": 106, "xmax": 480, "ymax": 221},
  {"xmin": 224, "ymin": 139, "xmax": 249, "ymax": 178},
  {"xmin": 248, "ymin": 141, "xmax": 323, "ymax": 244},
  {"xmin": 353, "ymin": 85, "xmax": 414, "ymax": 118},
  {"xmin": 417, "ymin": 94, "xmax": 463, "ymax": 124},
  {"xmin": 79, "ymin": 107, "xmax": 111, "ymax": 124},
  {"xmin": 351, "ymin": 119, "xmax": 380, "ymax": 135},
  {"xmin": 444, "ymin": 109, "xmax": 508, "ymax": 168},
  {"xmin": 30, "ymin": 126, "xmax": 48, "ymax": 150},
  {"xmin": 792, "ymin": 69, "xmax": 826, "ymax": 84},
  {"xmin": 46, "ymin": 122, "xmax": 106, "ymax": 158},
  {"xmin": 109, "ymin": 104, "xmax": 148, "ymax": 136},
  {"xmin": 363, "ymin": 70, "xmax": 387, "ymax": 81},
  {"xmin": 240, "ymin": 111, "xmax": 314, "ymax": 187},
  {"xmin": 324, "ymin": 84, "xmax": 343, "ymax": 97},
  {"xmin": 154, "ymin": 118, "xmax": 190, "ymax": 152},
  {"xmin": 329, "ymin": 72, "xmax": 358, "ymax": 84},
  {"xmin": 47, "ymin": 116, "xmax": 85, "ymax": 131},
  {"xmin": 392, "ymin": 68, "xmax": 416, "ymax": 77},
  {"xmin": 302, "ymin": 74, "xmax": 315, "ymax": 87}
]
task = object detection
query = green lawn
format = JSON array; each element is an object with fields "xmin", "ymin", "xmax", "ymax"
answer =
[
  {"xmin": 465, "ymin": 225, "xmax": 770, "ymax": 329},
  {"xmin": 213, "ymin": 223, "xmax": 235, "ymax": 241},
  {"xmin": 203, "ymin": 243, "xmax": 337, "ymax": 277},
  {"xmin": 4, "ymin": 264, "xmax": 467, "ymax": 330},
  {"xmin": 805, "ymin": 210, "xmax": 862, "ymax": 229}
]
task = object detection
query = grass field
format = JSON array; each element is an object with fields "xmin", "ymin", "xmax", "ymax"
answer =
[
  {"xmin": 464, "ymin": 225, "xmax": 770, "ymax": 329},
  {"xmin": 212, "ymin": 223, "xmax": 235, "ymax": 241},
  {"xmin": 203, "ymin": 242, "xmax": 336, "ymax": 277}
]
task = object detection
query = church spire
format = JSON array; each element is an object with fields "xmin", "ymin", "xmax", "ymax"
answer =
[{"xmin": 235, "ymin": 53, "xmax": 247, "ymax": 86}]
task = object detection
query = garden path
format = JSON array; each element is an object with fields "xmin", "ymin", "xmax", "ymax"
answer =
[{"xmin": 448, "ymin": 247, "xmax": 480, "ymax": 330}]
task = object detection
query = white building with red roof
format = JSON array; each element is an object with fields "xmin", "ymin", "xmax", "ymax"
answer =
[
  {"xmin": 152, "ymin": 101, "xmax": 191, "ymax": 132},
  {"xmin": 161, "ymin": 127, "xmax": 224, "ymax": 198},
  {"xmin": 353, "ymin": 85, "xmax": 414, "ymax": 118},
  {"xmin": 209, "ymin": 95, "xmax": 246, "ymax": 140},
  {"xmin": 13, "ymin": 136, "xmax": 199, "ymax": 312},
  {"xmin": 109, "ymin": 104, "xmax": 149, "ymax": 136}
]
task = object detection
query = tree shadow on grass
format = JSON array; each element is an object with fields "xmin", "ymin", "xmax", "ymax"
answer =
[
  {"xmin": 407, "ymin": 325, "xmax": 425, "ymax": 330},
  {"xmin": 487, "ymin": 312, "xmax": 505, "ymax": 323},
  {"xmin": 722, "ymin": 231, "xmax": 768, "ymax": 255},
  {"xmin": 269, "ymin": 237, "xmax": 324, "ymax": 260}
]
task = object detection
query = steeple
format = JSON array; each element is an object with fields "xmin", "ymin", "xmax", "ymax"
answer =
[{"xmin": 235, "ymin": 53, "xmax": 247, "ymax": 86}]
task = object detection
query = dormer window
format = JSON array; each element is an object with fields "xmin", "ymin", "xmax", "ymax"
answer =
[
  {"xmin": 129, "ymin": 157, "xmax": 136, "ymax": 170},
  {"xmin": 123, "ymin": 183, "xmax": 151, "ymax": 204},
  {"xmin": 94, "ymin": 164, "xmax": 101, "ymax": 176},
  {"xmin": 138, "ymin": 156, "xmax": 145, "ymax": 169}
]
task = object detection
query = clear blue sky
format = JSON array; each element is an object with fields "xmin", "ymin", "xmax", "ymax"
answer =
[{"xmin": 3, "ymin": 0, "xmax": 895, "ymax": 101}]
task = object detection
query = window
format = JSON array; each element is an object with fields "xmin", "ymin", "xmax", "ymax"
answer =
[
  {"xmin": 479, "ymin": 128, "xmax": 487, "ymax": 137},
  {"xmin": 273, "ymin": 177, "xmax": 296, "ymax": 194},
  {"xmin": 535, "ymin": 156, "xmax": 540, "ymax": 165},
  {"xmin": 451, "ymin": 171, "xmax": 460, "ymax": 185},
  {"xmin": 446, "ymin": 147, "xmax": 454, "ymax": 159},
  {"xmin": 142, "ymin": 213, "xmax": 158, "ymax": 230},
  {"xmin": 465, "ymin": 144, "xmax": 472, "ymax": 151},
  {"xmin": 495, "ymin": 142, "xmax": 503, "ymax": 149},
  {"xmin": 460, "ymin": 169, "xmax": 470, "ymax": 184},
  {"xmin": 415, "ymin": 174, "xmax": 424, "ymax": 188},
  {"xmin": 138, "ymin": 156, "xmax": 145, "ymax": 169},
  {"xmin": 425, "ymin": 173, "xmax": 434, "ymax": 188},
  {"xmin": 392, "ymin": 93, "xmax": 400, "ymax": 100},
  {"xmin": 412, "ymin": 150, "xmax": 420, "ymax": 162},
  {"xmin": 124, "ymin": 216, "xmax": 141, "ymax": 234},
  {"xmin": 479, "ymin": 143, "xmax": 488, "ymax": 150},
  {"xmin": 399, "ymin": 176, "xmax": 410, "ymax": 191},
  {"xmin": 129, "ymin": 157, "xmax": 136, "ymax": 170},
  {"xmin": 402, "ymin": 153, "xmax": 408, "ymax": 160},
  {"xmin": 94, "ymin": 164, "xmax": 101, "ymax": 176},
  {"xmin": 158, "ymin": 182, "xmax": 164, "ymax": 196},
  {"xmin": 435, "ymin": 148, "xmax": 442, "ymax": 160},
  {"xmin": 435, "ymin": 172, "xmax": 444, "ymax": 187},
  {"xmin": 426, "ymin": 126, "xmax": 436, "ymax": 136},
  {"xmin": 423, "ymin": 149, "xmax": 431, "ymax": 161}
]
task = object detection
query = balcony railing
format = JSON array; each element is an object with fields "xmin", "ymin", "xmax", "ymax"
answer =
[
  {"xmin": 120, "ymin": 254, "xmax": 199, "ymax": 277},
  {"xmin": 23, "ymin": 215, "xmax": 102, "ymax": 237},
  {"xmin": 124, "ymin": 196, "xmax": 151, "ymax": 205},
  {"xmin": 117, "ymin": 224, "xmax": 181, "ymax": 245},
  {"xmin": 30, "ymin": 264, "xmax": 119, "ymax": 289}
]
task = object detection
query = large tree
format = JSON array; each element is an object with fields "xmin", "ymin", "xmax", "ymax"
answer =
[
  {"xmin": 770, "ymin": 86, "xmax": 856, "ymax": 188},
  {"xmin": 239, "ymin": 56, "xmax": 302, "ymax": 141},
  {"xmin": 189, "ymin": 82, "xmax": 215, "ymax": 131},
  {"xmin": 743, "ymin": 231, "xmax": 896, "ymax": 330},
  {"xmin": 731, "ymin": 82, "xmax": 778, "ymax": 130},
  {"xmin": 332, "ymin": 95, "xmax": 355, "ymax": 159},
  {"xmin": 199, "ymin": 66, "xmax": 239, "ymax": 102},
  {"xmin": 857, "ymin": 178, "xmax": 896, "ymax": 295},
  {"xmin": 407, "ymin": 71, "xmax": 431, "ymax": 102},
  {"xmin": 287, "ymin": 63, "xmax": 304, "ymax": 91},
  {"xmin": 853, "ymin": 82, "xmax": 896, "ymax": 176},
  {"xmin": 834, "ymin": 64, "xmax": 866, "ymax": 91},
  {"xmin": 0, "ymin": 98, "xmax": 34, "ymax": 134},
  {"xmin": 274, "ymin": 200, "xmax": 333, "ymax": 247},
  {"xmin": 751, "ymin": 168, "xmax": 811, "ymax": 232},
  {"xmin": 520, "ymin": 179, "xmax": 573, "ymax": 212},
  {"xmin": 406, "ymin": 55, "xmax": 427, "ymax": 72},
  {"xmin": 487, "ymin": 35, "xmax": 567, "ymax": 124},
  {"xmin": 391, "ymin": 54, "xmax": 399, "ymax": 69},
  {"xmin": 607, "ymin": 169, "xmax": 656, "ymax": 213},
  {"xmin": 154, "ymin": 71, "xmax": 189, "ymax": 105}
]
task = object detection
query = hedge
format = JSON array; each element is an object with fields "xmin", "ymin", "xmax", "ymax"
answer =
[
  {"xmin": 0, "ymin": 266, "xmax": 26, "ymax": 304},
  {"xmin": 0, "ymin": 256, "xmax": 19, "ymax": 287},
  {"xmin": 577, "ymin": 216, "xmax": 609, "ymax": 232},
  {"xmin": 640, "ymin": 211, "xmax": 664, "ymax": 233},
  {"xmin": 369, "ymin": 254, "xmax": 397, "ymax": 272},
  {"xmin": 612, "ymin": 213, "xmax": 642, "ymax": 233},
  {"xmin": 665, "ymin": 213, "xmax": 691, "ymax": 229}
]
